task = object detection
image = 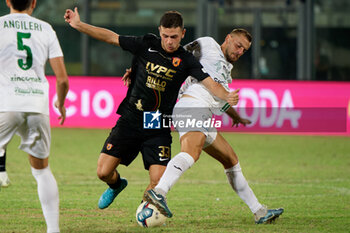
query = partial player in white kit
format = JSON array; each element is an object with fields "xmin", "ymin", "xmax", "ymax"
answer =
[
  {"xmin": 0, "ymin": 0, "xmax": 69, "ymax": 232},
  {"xmin": 145, "ymin": 29, "xmax": 284, "ymax": 224}
]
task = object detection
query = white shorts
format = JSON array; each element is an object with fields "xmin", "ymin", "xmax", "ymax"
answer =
[
  {"xmin": 172, "ymin": 97, "xmax": 217, "ymax": 148},
  {"xmin": 0, "ymin": 112, "xmax": 51, "ymax": 159}
]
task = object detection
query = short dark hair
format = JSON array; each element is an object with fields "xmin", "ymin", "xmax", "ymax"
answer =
[
  {"xmin": 10, "ymin": 0, "xmax": 33, "ymax": 11},
  {"xmin": 160, "ymin": 11, "xmax": 184, "ymax": 29},
  {"xmin": 230, "ymin": 28, "xmax": 252, "ymax": 43}
]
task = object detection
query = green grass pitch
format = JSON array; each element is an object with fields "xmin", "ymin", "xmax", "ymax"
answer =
[{"xmin": 1, "ymin": 128, "xmax": 349, "ymax": 232}]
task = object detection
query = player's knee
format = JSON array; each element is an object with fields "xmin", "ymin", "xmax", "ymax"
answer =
[
  {"xmin": 96, "ymin": 169, "xmax": 110, "ymax": 181},
  {"xmin": 180, "ymin": 136, "xmax": 204, "ymax": 161}
]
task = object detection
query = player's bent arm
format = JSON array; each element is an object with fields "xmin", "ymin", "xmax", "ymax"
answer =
[
  {"xmin": 201, "ymin": 77, "xmax": 240, "ymax": 106},
  {"xmin": 201, "ymin": 76, "xmax": 228, "ymax": 99},
  {"xmin": 49, "ymin": 56, "xmax": 69, "ymax": 107}
]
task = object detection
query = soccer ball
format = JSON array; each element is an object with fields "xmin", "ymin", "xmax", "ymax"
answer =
[{"xmin": 136, "ymin": 201, "xmax": 167, "ymax": 227}]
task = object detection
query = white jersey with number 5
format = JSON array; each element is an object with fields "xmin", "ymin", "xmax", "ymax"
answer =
[
  {"xmin": 179, "ymin": 37, "xmax": 234, "ymax": 115},
  {"xmin": 0, "ymin": 13, "xmax": 63, "ymax": 115}
]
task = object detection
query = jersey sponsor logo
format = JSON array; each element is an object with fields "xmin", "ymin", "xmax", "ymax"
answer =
[
  {"xmin": 11, "ymin": 75, "xmax": 42, "ymax": 83},
  {"xmin": 146, "ymin": 62, "xmax": 176, "ymax": 78},
  {"xmin": 172, "ymin": 57, "xmax": 182, "ymax": 67},
  {"xmin": 146, "ymin": 76, "xmax": 166, "ymax": 92},
  {"xmin": 106, "ymin": 143, "xmax": 113, "ymax": 150},
  {"xmin": 143, "ymin": 110, "xmax": 161, "ymax": 129},
  {"xmin": 213, "ymin": 77, "xmax": 226, "ymax": 84},
  {"xmin": 14, "ymin": 87, "xmax": 44, "ymax": 95}
]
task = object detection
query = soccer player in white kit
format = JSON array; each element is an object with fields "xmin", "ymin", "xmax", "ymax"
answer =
[
  {"xmin": 0, "ymin": 0, "xmax": 69, "ymax": 232},
  {"xmin": 145, "ymin": 29, "xmax": 284, "ymax": 224}
]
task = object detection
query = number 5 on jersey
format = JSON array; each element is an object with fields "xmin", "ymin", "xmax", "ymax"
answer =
[{"xmin": 17, "ymin": 32, "xmax": 33, "ymax": 70}]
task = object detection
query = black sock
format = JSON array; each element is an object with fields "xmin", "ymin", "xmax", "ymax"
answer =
[
  {"xmin": 0, "ymin": 150, "xmax": 6, "ymax": 172},
  {"xmin": 108, "ymin": 172, "xmax": 122, "ymax": 190}
]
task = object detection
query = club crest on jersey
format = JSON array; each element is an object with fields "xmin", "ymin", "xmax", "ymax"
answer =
[
  {"xmin": 106, "ymin": 143, "xmax": 113, "ymax": 150},
  {"xmin": 172, "ymin": 57, "xmax": 181, "ymax": 67}
]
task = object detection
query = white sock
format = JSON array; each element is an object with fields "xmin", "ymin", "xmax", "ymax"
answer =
[
  {"xmin": 225, "ymin": 163, "xmax": 262, "ymax": 214},
  {"xmin": 31, "ymin": 166, "xmax": 60, "ymax": 233},
  {"xmin": 155, "ymin": 152, "xmax": 195, "ymax": 195}
]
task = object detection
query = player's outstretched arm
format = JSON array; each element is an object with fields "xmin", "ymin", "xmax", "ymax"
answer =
[
  {"xmin": 50, "ymin": 57, "xmax": 69, "ymax": 125},
  {"xmin": 64, "ymin": 7, "xmax": 120, "ymax": 46},
  {"xmin": 201, "ymin": 77, "xmax": 240, "ymax": 106}
]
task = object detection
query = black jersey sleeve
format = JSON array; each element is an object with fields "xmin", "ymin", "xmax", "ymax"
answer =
[
  {"xmin": 185, "ymin": 54, "xmax": 210, "ymax": 82},
  {"xmin": 119, "ymin": 35, "xmax": 144, "ymax": 54},
  {"xmin": 119, "ymin": 33, "xmax": 158, "ymax": 55}
]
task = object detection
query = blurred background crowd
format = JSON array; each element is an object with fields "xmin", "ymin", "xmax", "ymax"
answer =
[{"xmin": 1, "ymin": 0, "xmax": 349, "ymax": 81}]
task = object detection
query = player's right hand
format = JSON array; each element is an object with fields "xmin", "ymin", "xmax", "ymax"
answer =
[
  {"xmin": 227, "ymin": 88, "xmax": 240, "ymax": 106},
  {"xmin": 64, "ymin": 7, "xmax": 80, "ymax": 28}
]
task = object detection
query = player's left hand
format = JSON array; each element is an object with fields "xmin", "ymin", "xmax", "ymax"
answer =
[
  {"xmin": 121, "ymin": 68, "xmax": 132, "ymax": 87},
  {"xmin": 54, "ymin": 100, "xmax": 66, "ymax": 125}
]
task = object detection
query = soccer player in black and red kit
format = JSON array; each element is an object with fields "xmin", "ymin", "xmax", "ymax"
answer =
[{"xmin": 64, "ymin": 9, "xmax": 239, "ymax": 209}]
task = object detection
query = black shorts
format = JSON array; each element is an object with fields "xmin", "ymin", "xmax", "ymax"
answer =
[{"xmin": 101, "ymin": 115, "xmax": 172, "ymax": 170}]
